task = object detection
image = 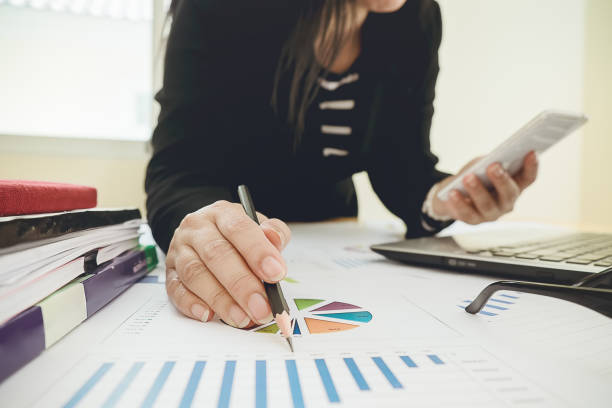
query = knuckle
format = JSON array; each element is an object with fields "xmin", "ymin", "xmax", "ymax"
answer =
[
  {"xmin": 180, "ymin": 212, "xmax": 201, "ymax": 229},
  {"xmin": 166, "ymin": 279, "xmax": 187, "ymax": 312},
  {"xmin": 200, "ymin": 238, "xmax": 235, "ymax": 265},
  {"xmin": 224, "ymin": 216, "xmax": 254, "ymax": 236},
  {"xmin": 164, "ymin": 254, "xmax": 175, "ymax": 270},
  {"xmin": 227, "ymin": 273, "xmax": 253, "ymax": 297},
  {"xmin": 169, "ymin": 228, "xmax": 180, "ymax": 246},
  {"xmin": 180, "ymin": 259, "xmax": 206, "ymax": 285},
  {"xmin": 173, "ymin": 280, "xmax": 188, "ymax": 299},
  {"xmin": 165, "ymin": 274, "xmax": 179, "ymax": 294},
  {"xmin": 214, "ymin": 200, "xmax": 230, "ymax": 207},
  {"xmin": 479, "ymin": 202, "xmax": 495, "ymax": 214},
  {"xmin": 244, "ymin": 239, "xmax": 270, "ymax": 259},
  {"xmin": 208, "ymin": 200, "xmax": 233, "ymax": 212},
  {"xmin": 208, "ymin": 287, "xmax": 227, "ymax": 312}
]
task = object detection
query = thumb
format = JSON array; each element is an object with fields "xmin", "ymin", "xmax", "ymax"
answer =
[{"xmin": 260, "ymin": 218, "xmax": 291, "ymax": 251}]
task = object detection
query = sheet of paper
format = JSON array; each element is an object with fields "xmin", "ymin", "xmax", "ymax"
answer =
[{"xmin": 0, "ymin": 221, "xmax": 610, "ymax": 408}]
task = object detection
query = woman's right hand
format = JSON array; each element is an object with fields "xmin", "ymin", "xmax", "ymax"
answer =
[{"xmin": 164, "ymin": 200, "xmax": 291, "ymax": 328}]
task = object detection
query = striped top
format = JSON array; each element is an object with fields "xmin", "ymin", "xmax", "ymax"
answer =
[{"xmin": 304, "ymin": 59, "xmax": 367, "ymax": 161}]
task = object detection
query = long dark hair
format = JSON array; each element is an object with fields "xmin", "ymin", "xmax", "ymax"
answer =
[
  {"xmin": 167, "ymin": 0, "xmax": 358, "ymax": 148},
  {"xmin": 272, "ymin": 0, "xmax": 358, "ymax": 148}
]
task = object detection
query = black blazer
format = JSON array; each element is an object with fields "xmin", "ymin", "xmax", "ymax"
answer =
[{"xmin": 146, "ymin": 0, "xmax": 450, "ymax": 252}]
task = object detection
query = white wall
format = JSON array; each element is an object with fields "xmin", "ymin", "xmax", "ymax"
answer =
[
  {"xmin": 355, "ymin": 0, "xmax": 585, "ymax": 227},
  {"xmin": 581, "ymin": 0, "xmax": 612, "ymax": 232},
  {"xmin": 0, "ymin": 6, "xmax": 152, "ymax": 140}
]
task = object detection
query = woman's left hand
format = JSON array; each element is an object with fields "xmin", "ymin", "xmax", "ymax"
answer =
[{"xmin": 432, "ymin": 151, "xmax": 539, "ymax": 225}]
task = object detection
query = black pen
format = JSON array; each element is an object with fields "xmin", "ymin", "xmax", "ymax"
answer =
[{"xmin": 237, "ymin": 185, "xmax": 294, "ymax": 352}]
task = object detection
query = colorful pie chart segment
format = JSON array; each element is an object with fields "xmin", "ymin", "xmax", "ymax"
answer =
[
  {"xmin": 304, "ymin": 318, "xmax": 358, "ymax": 333},
  {"xmin": 255, "ymin": 323, "xmax": 279, "ymax": 334},
  {"xmin": 312, "ymin": 301, "xmax": 360, "ymax": 312},
  {"xmin": 249, "ymin": 298, "xmax": 373, "ymax": 336},
  {"xmin": 294, "ymin": 299, "xmax": 324, "ymax": 310},
  {"xmin": 315, "ymin": 311, "xmax": 373, "ymax": 323}
]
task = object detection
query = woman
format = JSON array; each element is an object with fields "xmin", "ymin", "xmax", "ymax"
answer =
[{"xmin": 145, "ymin": 0, "xmax": 538, "ymax": 329}]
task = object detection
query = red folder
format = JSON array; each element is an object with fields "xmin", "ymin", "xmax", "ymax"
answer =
[{"xmin": 0, "ymin": 180, "xmax": 97, "ymax": 216}]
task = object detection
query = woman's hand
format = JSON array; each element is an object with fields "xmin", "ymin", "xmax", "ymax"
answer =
[
  {"xmin": 432, "ymin": 151, "xmax": 539, "ymax": 224},
  {"xmin": 164, "ymin": 200, "xmax": 291, "ymax": 328}
]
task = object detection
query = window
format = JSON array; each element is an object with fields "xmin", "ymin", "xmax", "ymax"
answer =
[{"xmin": 0, "ymin": 0, "xmax": 154, "ymax": 141}]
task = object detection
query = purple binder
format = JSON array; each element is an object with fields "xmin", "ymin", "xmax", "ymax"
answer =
[{"xmin": 0, "ymin": 248, "xmax": 151, "ymax": 383}]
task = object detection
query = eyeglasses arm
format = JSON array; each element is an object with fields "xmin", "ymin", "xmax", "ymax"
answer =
[{"xmin": 465, "ymin": 280, "xmax": 612, "ymax": 318}]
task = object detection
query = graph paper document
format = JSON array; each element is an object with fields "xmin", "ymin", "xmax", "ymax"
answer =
[{"xmin": 1, "ymin": 221, "xmax": 610, "ymax": 407}]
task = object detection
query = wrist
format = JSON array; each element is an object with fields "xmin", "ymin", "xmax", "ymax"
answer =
[{"xmin": 422, "ymin": 181, "xmax": 453, "ymax": 222}]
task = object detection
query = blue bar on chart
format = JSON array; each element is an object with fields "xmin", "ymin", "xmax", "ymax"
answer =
[
  {"xmin": 427, "ymin": 354, "xmax": 444, "ymax": 365},
  {"xmin": 102, "ymin": 362, "xmax": 144, "ymax": 408},
  {"xmin": 179, "ymin": 361, "xmax": 206, "ymax": 408},
  {"xmin": 484, "ymin": 303, "xmax": 508, "ymax": 311},
  {"xmin": 217, "ymin": 361, "xmax": 236, "ymax": 408},
  {"xmin": 64, "ymin": 362, "xmax": 114, "ymax": 408},
  {"xmin": 315, "ymin": 359, "xmax": 340, "ymax": 403},
  {"xmin": 285, "ymin": 360, "xmax": 305, "ymax": 408},
  {"xmin": 500, "ymin": 293, "xmax": 519, "ymax": 299},
  {"xmin": 343, "ymin": 358, "xmax": 370, "ymax": 391},
  {"xmin": 400, "ymin": 355, "xmax": 417, "ymax": 368},
  {"xmin": 490, "ymin": 298, "xmax": 514, "ymax": 305},
  {"xmin": 478, "ymin": 309, "xmax": 497, "ymax": 316},
  {"xmin": 372, "ymin": 357, "xmax": 403, "ymax": 389},
  {"xmin": 140, "ymin": 361, "xmax": 175, "ymax": 408},
  {"xmin": 255, "ymin": 360, "xmax": 267, "ymax": 408}
]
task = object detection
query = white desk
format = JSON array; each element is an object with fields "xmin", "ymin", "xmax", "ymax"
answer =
[{"xmin": 1, "ymin": 221, "xmax": 610, "ymax": 407}]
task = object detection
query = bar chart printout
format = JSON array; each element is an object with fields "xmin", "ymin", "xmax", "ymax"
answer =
[{"xmin": 38, "ymin": 348, "xmax": 560, "ymax": 408}]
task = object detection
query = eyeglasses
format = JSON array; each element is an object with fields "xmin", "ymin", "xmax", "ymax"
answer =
[{"xmin": 465, "ymin": 268, "xmax": 612, "ymax": 318}]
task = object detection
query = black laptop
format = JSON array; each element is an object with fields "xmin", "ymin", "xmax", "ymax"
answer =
[{"xmin": 371, "ymin": 227, "xmax": 612, "ymax": 283}]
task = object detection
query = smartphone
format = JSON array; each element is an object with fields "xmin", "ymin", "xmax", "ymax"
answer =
[{"xmin": 437, "ymin": 110, "xmax": 588, "ymax": 201}]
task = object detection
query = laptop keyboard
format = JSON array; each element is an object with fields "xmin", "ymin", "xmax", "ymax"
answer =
[{"xmin": 469, "ymin": 233, "xmax": 612, "ymax": 267}]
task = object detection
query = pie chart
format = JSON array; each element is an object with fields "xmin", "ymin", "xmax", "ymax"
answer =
[{"xmin": 249, "ymin": 298, "xmax": 373, "ymax": 336}]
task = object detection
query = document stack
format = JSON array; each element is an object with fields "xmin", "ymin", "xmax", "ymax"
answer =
[{"xmin": 0, "ymin": 180, "xmax": 158, "ymax": 382}]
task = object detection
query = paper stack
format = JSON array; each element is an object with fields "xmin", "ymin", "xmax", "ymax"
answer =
[{"xmin": 0, "ymin": 180, "xmax": 158, "ymax": 382}]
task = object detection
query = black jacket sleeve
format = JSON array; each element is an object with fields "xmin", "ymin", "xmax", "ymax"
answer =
[
  {"xmin": 367, "ymin": 1, "xmax": 452, "ymax": 238},
  {"xmin": 145, "ymin": 0, "xmax": 239, "ymax": 252}
]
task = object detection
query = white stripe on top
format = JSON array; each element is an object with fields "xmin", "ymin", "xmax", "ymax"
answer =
[
  {"xmin": 321, "ymin": 125, "xmax": 352, "ymax": 135},
  {"xmin": 318, "ymin": 73, "xmax": 359, "ymax": 91},
  {"xmin": 323, "ymin": 147, "xmax": 349, "ymax": 157},
  {"xmin": 319, "ymin": 100, "xmax": 355, "ymax": 110}
]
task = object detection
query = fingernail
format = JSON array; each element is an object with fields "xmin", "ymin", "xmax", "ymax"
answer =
[
  {"xmin": 495, "ymin": 164, "xmax": 505, "ymax": 178},
  {"xmin": 229, "ymin": 305, "xmax": 250, "ymax": 328},
  {"xmin": 265, "ymin": 229, "xmax": 283, "ymax": 249},
  {"xmin": 273, "ymin": 230, "xmax": 284, "ymax": 248},
  {"xmin": 451, "ymin": 191, "xmax": 461, "ymax": 201},
  {"xmin": 248, "ymin": 292, "xmax": 273, "ymax": 324},
  {"xmin": 261, "ymin": 256, "xmax": 285, "ymax": 281},
  {"xmin": 465, "ymin": 175, "xmax": 477, "ymax": 187},
  {"xmin": 191, "ymin": 304, "xmax": 209, "ymax": 322}
]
